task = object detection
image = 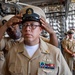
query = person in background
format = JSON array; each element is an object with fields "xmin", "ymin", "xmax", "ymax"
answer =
[
  {"xmin": 61, "ymin": 32, "xmax": 69, "ymax": 55},
  {"xmin": 63, "ymin": 30, "xmax": 75, "ymax": 72},
  {"xmin": 0, "ymin": 15, "xmax": 22, "ymax": 75},
  {"xmin": 0, "ymin": 15, "xmax": 22, "ymax": 56},
  {"xmin": 2, "ymin": 6, "xmax": 72, "ymax": 75}
]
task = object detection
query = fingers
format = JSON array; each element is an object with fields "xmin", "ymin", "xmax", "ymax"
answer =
[
  {"xmin": 5, "ymin": 14, "xmax": 23, "ymax": 28},
  {"xmin": 40, "ymin": 18, "xmax": 46, "ymax": 29},
  {"xmin": 40, "ymin": 17, "xmax": 46, "ymax": 25},
  {"xmin": 15, "ymin": 13, "xmax": 23, "ymax": 19},
  {"xmin": 40, "ymin": 17, "xmax": 54, "ymax": 34},
  {"xmin": 40, "ymin": 17, "xmax": 45, "ymax": 21},
  {"xmin": 40, "ymin": 17, "xmax": 50, "ymax": 28},
  {"xmin": 9, "ymin": 14, "xmax": 22, "ymax": 25}
]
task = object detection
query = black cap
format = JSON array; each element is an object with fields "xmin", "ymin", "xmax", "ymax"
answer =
[
  {"xmin": 64, "ymin": 32, "xmax": 67, "ymax": 35},
  {"xmin": 67, "ymin": 30, "xmax": 74, "ymax": 34},
  {"xmin": 22, "ymin": 8, "xmax": 40, "ymax": 23}
]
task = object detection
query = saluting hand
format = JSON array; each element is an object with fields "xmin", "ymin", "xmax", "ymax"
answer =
[{"xmin": 4, "ymin": 14, "xmax": 22, "ymax": 28}]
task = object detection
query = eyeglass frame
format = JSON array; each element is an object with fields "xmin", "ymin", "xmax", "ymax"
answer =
[{"xmin": 22, "ymin": 23, "xmax": 41, "ymax": 29}]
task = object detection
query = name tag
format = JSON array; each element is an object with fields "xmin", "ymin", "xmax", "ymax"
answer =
[{"xmin": 39, "ymin": 62, "xmax": 55, "ymax": 69}]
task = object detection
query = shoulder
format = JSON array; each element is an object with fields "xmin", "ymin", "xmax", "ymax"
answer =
[
  {"xmin": 40, "ymin": 36, "xmax": 50, "ymax": 43},
  {"xmin": 8, "ymin": 41, "xmax": 24, "ymax": 54},
  {"xmin": 40, "ymin": 38, "xmax": 61, "ymax": 54},
  {"xmin": 1, "ymin": 37, "xmax": 12, "ymax": 44},
  {"xmin": 0, "ymin": 37, "xmax": 11, "ymax": 50},
  {"xmin": 47, "ymin": 42, "xmax": 61, "ymax": 53},
  {"xmin": 6, "ymin": 43, "xmax": 19, "ymax": 61}
]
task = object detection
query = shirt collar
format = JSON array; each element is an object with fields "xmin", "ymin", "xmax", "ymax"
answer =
[
  {"xmin": 39, "ymin": 38, "xmax": 50, "ymax": 54},
  {"xmin": 17, "ymin": 38, "xmax": 50, "ymax": 54}
]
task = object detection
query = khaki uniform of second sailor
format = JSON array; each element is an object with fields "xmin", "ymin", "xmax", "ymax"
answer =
[
  {"xmin": 0, "ymin": 37, "xmax": 22, "ymax": 74},
  {"xmin": 0, "ymin": 15, "xmax": 22, "ymax": 75},
  {"xmin": 63, "ymin": 30, "xmax": 75, "ymax": 71}
]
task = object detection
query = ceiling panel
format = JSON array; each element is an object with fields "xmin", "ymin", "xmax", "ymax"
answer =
[
  {"xmin": 19, "ymin": 0, "xmax": 65, "ymax": 6},
  {"xmin": 0, "ymin": 0, "xmax": 66, "ymax": 6}
]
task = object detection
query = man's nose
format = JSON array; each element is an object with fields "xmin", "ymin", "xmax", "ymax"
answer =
[{"xmin": 25, "ymin": 25, "xmax": 31, "ymax": 30}]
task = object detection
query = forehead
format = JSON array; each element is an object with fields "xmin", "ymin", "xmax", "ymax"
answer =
[
  {"xmin": 68, "ymin": 34, "xmax": 73, "ymax": 35},
  {"xmin": 23, "ymin": 21, "xmax": 40, "ymax": 24}
]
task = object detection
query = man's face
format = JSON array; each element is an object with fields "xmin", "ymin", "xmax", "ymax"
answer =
[
  {"xmin": 22, "ymin": 21, "xmax": 42, "ymax": 44},
  {"xmin": 68, "ymin": 34, "xmax": 74, "ymax": 39},
  {"xmin": 6, "ymin": 24, "xmax": 21, "ymax": 40}
]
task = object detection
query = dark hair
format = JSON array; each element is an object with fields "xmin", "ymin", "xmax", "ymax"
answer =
[{"xmin": 67, "ymin": 30, "xmax": 74, "ymax": 34}]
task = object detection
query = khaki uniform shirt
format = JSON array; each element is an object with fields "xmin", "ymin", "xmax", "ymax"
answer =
[
  {"xmin": 0, "ymin": 37, "xmax": 24, "ymax": 51},
  {"xmin": 61, "ymin": 38, "xmax": 68, "ymax": 49},
  {"xmin": 2, "ymin": 39, "xmax": 72, "ymax": 75},
  {"xmin": 61, "ymin": 38, "xmax": 68, "ymax": 56},
  {"xmin": 64, "ymin": 39, "xmax": 75, "ymax": 59},
  {"xmin": 0, "ymin": 38, "xmax": 7, "ymax": 75},
  {"xmin": 0, "ymin": 51, "xmax": 5, "ymax": 75},
  {"xmin": 0, "ymin": 37, "xmax": 23, "ymax": 75},
  {"xmin": 64, "ymin": 39, "xmax": 75, "ymax": 70},
  {"xmin": 66, "ymin": 39, "xmax": 75, "ymax": 52}
]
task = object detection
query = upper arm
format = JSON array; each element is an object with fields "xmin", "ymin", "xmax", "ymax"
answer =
[{"xmin": 0, "ymin": 38, "xmax": 6, "ymax": 50}]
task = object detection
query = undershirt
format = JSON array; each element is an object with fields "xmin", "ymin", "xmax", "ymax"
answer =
[{"xmin": 24, "ymin": 44, "xmax": 39, "ymax": 57}]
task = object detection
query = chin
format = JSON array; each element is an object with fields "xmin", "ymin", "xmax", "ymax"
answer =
[
  {"xmin": 24, "ymin": 37, "xmax": 33, "ymax": 41},
  {"xmin": 25, "ymin": 38, "xmax": 33, "ymax": 42}
]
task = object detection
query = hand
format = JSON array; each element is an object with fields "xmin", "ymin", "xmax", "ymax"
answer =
[
  {"xmin": 72, "ymin": 53, "xmax": 75, "ymax": 57},
  {"xmin": 40, "ymin": 17, "xmax": 54, "ymax": 34},
  {"xmin": 5, "ymin": 14, "xmax": 22, "ymax": 27}
]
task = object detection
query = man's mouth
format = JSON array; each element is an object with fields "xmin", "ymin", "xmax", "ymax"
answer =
[{"xmin": 25, "ymin": 34, "xmax": 32, "ymax": 37}]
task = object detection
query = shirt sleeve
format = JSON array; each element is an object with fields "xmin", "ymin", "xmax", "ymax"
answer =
[
  {"xmin": 0, "ymin": 38, "xmax": 6, "ymax": 50},
  {"xmin": 1, "ymin": 53, "xmax": 10, "ymax": 75},
  {"xmin": 58, "ymin": 50, "xmax": 72, "ymax": 75}
]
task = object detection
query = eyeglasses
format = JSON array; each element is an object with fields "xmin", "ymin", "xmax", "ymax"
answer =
[{"xmin": 22, "ymin": 23, "xmax": 41, "ymax": 29}]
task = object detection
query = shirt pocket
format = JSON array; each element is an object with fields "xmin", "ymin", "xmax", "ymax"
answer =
[
  {"xmin": 37, "ymin": 68, "xmax": 58, "ymax": 75},
  {"xmin": 9, "ymin": 63, "xmax": 23, "ymax": 75}
]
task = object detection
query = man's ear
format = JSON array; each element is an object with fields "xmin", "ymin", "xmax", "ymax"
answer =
[
  {"xmin": 40, "ymin": 27, "xmax": 43, "ymax": 33},
  {"xmin": 41, "ymin": 26, "xmax": 44, "ymax": 29}
]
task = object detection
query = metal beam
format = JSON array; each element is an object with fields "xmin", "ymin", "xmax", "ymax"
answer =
[{"xmin": 65, "ymin": 0, "xmax": 71, "ymax": 19}]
